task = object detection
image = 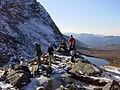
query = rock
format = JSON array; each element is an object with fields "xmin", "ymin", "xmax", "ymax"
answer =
[
  {"xmin": 69, "ymin": 58, "xmax": 102, "ymax": 76},
  {"xmin": 57, "ymin": 82, "xmax": 86, "ymax": 90},
  {"xmin": 34, "ymin": 65, "xmax": 52, "ymax": 77},
  {"xmin": 102, "ymin": 80, "xmax": 120, "ymax": 90},
  {"xmin": 0, "ymin": 70, "xmax": 8, "ymax": 81},
  {"xmin": 56, "ymin": 47, "xmax": 70, "ymax": 56},
  {"xmin": 36, "ymin": 86, "xmax": 45, "ymax": 90},
  {"xmin": 0, "ymin": 0, "xmax": 65, "ymax": 66},
  {"xmin": 42, "ymin": 65, "xmax": 52, "ymax": 76},
  {"xmin": 69, "ymin": 73, "xmax": 107, "ymax": 86},
  {"xmin": 6, "ymin": 70, "xmax": 31, "ymax": 88},
  {"xmin": 29, "ymin": 63, "xmax": 39, "ymax": 75},
  {"xmin": 67, "ymin": 58, "xmax": 107, "ymax": 86},
  {"xmin": 94, "ymin": 87, "xmax": 103, "ymax": 90}
]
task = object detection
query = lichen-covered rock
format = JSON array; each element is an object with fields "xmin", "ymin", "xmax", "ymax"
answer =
[
  {"xmin": 6, "ymin": 70, "xmax": 31, "ymax": 88},
  {"xmin": 69, "ymin": 58, "xmax": 102, "ymax": 76}
]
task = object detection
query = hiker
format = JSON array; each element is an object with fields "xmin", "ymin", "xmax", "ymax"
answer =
[
  {"xmin": 47, "ymin": 43, "xmax": 55, "ymax": 65},
  {"xmin": 6, "ymin": 64, "xmax": 16, "ymax": 75},
  {"xmin": 19, "ymin": 57, "xmax": 27, "ymax": 66},
  {"xmin": 60, "ymin": 40, "xmax": 67, "ymax": 50},
  {"xmin": 9, "ymin": 64, "xmax": 15, "ymax": 72},
  {"xmin": 69, "ymin": 35, "xmax": 76, "ymax": 63},
  {"xmin": 34, "ymin": 42, "xmax": 42, "ymax": 65},
  {"xmin": 18, "ymin": 57, "xmax": 31, "ymax": 74},
  {"xmin": 70, "ymin": 49, "xmax": 76, "ymax": 63},
  {"xmin": 69, "ymin": 35, "xmax": 76, "ymax": 51}
]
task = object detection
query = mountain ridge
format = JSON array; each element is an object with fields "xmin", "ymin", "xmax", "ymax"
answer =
[{"xmin": 64, "ymin": 33, "xmax": 120, "ymax": 47}]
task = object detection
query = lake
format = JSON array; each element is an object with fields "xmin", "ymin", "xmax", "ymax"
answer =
[{"xmin": 82, "ymin": 55, "xmax": 110, "ymax": 66}]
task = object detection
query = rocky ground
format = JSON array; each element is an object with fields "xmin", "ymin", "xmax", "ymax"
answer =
[{"xmin": 0, "ymin": 50, "xmax": 120, "ymax": 90}]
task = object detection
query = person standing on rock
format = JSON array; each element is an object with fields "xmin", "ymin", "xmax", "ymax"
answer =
[
  {"xmin": 69, "ymin": 35, "xmax": 76, "ymax": 63},
  {"xmin": 34, "ymin": 42, "xmax": 42, "ymax": 65},
  {"xmin": 69, "ymin": 35, "xmax": 76, "ymax": 51},
  {"xmin": 47, "ymin": 43, "xmax": 55, "ymax": 66}
]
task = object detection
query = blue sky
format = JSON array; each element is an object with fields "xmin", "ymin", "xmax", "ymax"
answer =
[{"xmin": 38, "ymin": 0, "xmax": 120, "ymax": 36}]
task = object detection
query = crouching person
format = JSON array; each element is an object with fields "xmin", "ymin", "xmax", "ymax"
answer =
[
  {"xmin": 18, "ymin": 57, "xmax": 32, "ymax": 77},
  {"xmin": 70, "ymin": 48, "xmax": 76, "ymax": 63},
  {"xmin": 47, "ymin": 43, "xmax": 55, "ymax": 66}
]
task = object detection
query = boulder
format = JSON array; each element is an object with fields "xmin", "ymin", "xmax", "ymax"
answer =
[
  {"xmin": 34, "ymin": 65, "xmax": 52, "ymax": 77},
  {"xmin": 66, "ymin": 82, "xmax": 85, "ymax": 90},
  {"xmin": 6, "ymin": 70, "xmax": 31, "ymax": 88},
  {"xmin": 69, "ymin": 58, "xmax": 102, "ymax": 76},
  {"xmin": 69, "ymin": 73, "xmax": 107, "ymax": 86},
  {"xmin": 57, "ymin": 82, "xmax": 86, "ymax": 90},
  {"xmin": 29, "ymin": 63, "xmax": 39, "ymax": 74},
  {"xmin": 42, "ymin": 65, "xmax": 52, "ymax": 76},
  {"xmin": 102, "ymin": 80, "xmax": 120, "ymax": 90},
  {"xmin": 56, "ymin": 46, "xmax": 70, "ymax": 56}
]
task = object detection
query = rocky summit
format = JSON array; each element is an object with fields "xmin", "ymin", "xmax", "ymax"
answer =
[{"xmin": 0, "ymin": 0, "xmax": 65, "ymax": 65}]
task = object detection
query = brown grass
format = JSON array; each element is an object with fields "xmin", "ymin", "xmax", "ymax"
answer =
[{"xmin": 78, "ymin": 45, "xmax": 120, "ymax": 67}]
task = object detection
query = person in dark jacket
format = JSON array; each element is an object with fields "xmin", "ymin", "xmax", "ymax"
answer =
[
  {"xmin": 47, "ymin": 43, "xmax": 55, "ymax": 65},
  {"xmin": 34, "ymin": 42, "xmax": 42, "ymax": 65}
]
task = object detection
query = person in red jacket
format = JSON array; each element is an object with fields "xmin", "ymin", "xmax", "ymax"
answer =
[
  {"xmin": 69, "ymin": 35, "xmax": 76, "ymax": 63},
  {"xmin": 69, "ymin": 35, "xmax": 76, "ymax": 50}
]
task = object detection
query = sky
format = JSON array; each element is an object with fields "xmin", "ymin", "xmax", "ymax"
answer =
[{"xmin": 37, "ymin": 0, "xmax": 120, "ymax": 36}]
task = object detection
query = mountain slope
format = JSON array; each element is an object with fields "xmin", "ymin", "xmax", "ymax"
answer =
[{"xmin": 0, "ymin": 0, "xmax": 64, "ymax": 64}]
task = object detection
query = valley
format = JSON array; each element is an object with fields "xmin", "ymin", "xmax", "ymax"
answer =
[{"xmin": 78, "ymin": 44, "xmax": 120, "ymax": 67}]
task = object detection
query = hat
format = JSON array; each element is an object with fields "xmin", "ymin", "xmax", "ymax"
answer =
[{"xmin": 20, "ymin": 57, "xmax": 25, "ymax": 61}]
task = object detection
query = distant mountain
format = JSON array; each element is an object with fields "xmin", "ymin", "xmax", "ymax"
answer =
[
  {"xmin": 101, "ymin": 44, "xmax": 120, "ymax": 50},
  {"xmin": 64, "ymin": 33, "xmax": 120, "ymax": 47},
  {"xmin": 0, "ymin": 0, "xmax": 65, "ymax": 65}
]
